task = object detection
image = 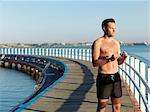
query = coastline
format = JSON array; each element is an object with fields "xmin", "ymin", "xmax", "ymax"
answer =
[{"xmin": 0, "ymin": 42, "xmax": 149, "ymax": 48}]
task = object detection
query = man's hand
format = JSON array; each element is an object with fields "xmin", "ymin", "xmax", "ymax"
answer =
[
  {"xmin": 106, "ymin": 54, "xmax": 119, "ymax": 62},
  {"xmin": 120, "ymin": 51, "xmax": 128, "ymax": 59},
  {"xmin": 117, "ymin": 51, "xmax": 128, "ymax": 65}
]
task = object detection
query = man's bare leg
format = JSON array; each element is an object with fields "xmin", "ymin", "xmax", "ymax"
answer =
[
  {"xmin": 111, "ymin": 98, "xmax": 121, "ymax": 112},
  {"xmin": 97, "ymin": 99, "xmax": 108, "ymax": 112}
]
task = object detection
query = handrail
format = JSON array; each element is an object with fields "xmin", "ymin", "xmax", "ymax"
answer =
[
  {"xmin": 119, "ymin": 56, "xmax": 150, "ymax": 112},
  {"xmin": 125, "ymin": 62, "xmax": 150, "ymax": 92},
  {"xmin": 119, "ymin": 67, "xmax": 150, "ymax": 111},
  {"xmin": 120, "ymin": 62, "xmax": 150, "ymax": 112}
]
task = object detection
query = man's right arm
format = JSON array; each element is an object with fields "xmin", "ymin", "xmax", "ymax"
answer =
[{"xmin": 92, "ymin": 41, "xmax": 109, "ymax": 67}]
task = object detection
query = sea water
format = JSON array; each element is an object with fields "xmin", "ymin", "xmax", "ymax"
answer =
[
  {"xmin": 0, "ymin": 67, "xmax": 36, "ymax": 112},
  {"xmin": 121, "ymin": 45, "xmax": 150, "ymax": 61}
]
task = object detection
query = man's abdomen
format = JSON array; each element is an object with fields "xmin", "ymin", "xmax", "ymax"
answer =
[{"xmin": 98, "ymin": 61, "xmax": 118, "ymax": 74}]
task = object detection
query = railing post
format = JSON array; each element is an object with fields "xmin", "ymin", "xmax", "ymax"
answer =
[
  {"xmin": 128, "ymin": 56, "xmax": 131, "ymax": 93},
  {"xmin": 46, "ymin": 48, "xmax": 48, "ymax": 56},
  {"xmin": 2, "ymin": 48, "xmax": 4, "ymax": 54},
  {"xmin": 84, "ymin": 49, "xmax": 87, "ymax": 61},
  {"xmin": 78, "ymin": 49, "xmax": 81, "ymax": 60},
  {"xmin": 42, "ymin": 48, "xmax": 44, "ymax": 56},
  {"xmin": 8, "ymin": 48, "xmax": 10, "ymax": 54},
  {"xmin": 49, "ymin": 48, "xmax": 51, "ymax": 56},
  {"xmin": 130, "ymin": 56, "xmax": 135, "ymax": 94},
  {"xmin": 122, "ymin": 63, "xmax": 126, "ymax": 80},
  {"xmin": 58, "ymin": 48, "xmax": 61, "ymax": 57},
  {"xmin": 140, "ymin": 62, "xmax": 146, "ymax": 111},
  {"xmin": 28, "ymin": 48, "xmax": 31, "ymax": 55},
  {"xmin": 75, "ymin": 49, "xmax": 78, "ymax": 60},
  {"xmin": 38, "ymin": 48, "xmax": 42, "ymax": 56},
  {"xmin": 86, "ymin": 49, "xmax": 89, "ymax": 61},
  {"xmin": 25, "ymin": 48, "xmax": 27, "ymax": 55},
  {"xmin": 126, "ymin": 57, "xmax": 130, "ymax": 81},
  {"xmin": 1, "ymin": 48, "xmax": 2, "ymax": 54},
  {"xmin": 1, "ymin": 48, "xmax": 3, "ymax": 54},
  {"xmin": 12, "ymin": 48, "xmax": 14, "ymax": 54},
  {"xmin": 135, "ymin": 58, "xmax": 140, "ymax": 105},
  {"xmin": 4, "ymin": 48, "xmax": 7, "ymax": 54},
  {"xmin": 56, "ymin": 48, "xmax": 58, "ymax": 57},
  {"xmin": 71, "ymin": 48, "xmax": 74, "ymax": 59},
  {"xmin": 68, "ymin": 48, "xmax": 70, "ymax": 59},
  {"xmin": 119, "ymin": 63, "xmax": 122, "ymax": 77},
  {"xmin": 82, "ymin": 49, "xmax": 85, "ymax": 60},
  {"xmin": 31, "ymin": 48, "xmax": 34, "ymax": 55},
  {"xmin": 89, "ymin": 49, "xmax": 92, "ymax": 62},
  {"xmin": 14, "ymin": 48, "xmax": 17, "ymax": 55},
  {"xmin": 65, "ymin": 48, "xmax": 68, "ymax": 58},
  {"xmin": 20, "ymin": 48, "xmax": 21, "ymax": 55}
]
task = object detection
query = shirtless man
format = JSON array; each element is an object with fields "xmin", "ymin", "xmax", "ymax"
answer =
[{"xmin": 92, "ymin": 18, "xmax": 128, "ymax": 112}]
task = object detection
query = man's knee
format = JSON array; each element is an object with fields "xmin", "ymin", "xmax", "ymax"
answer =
[
  {"xmin": 101, "ymin": 102, "xmax": 108, "ymax": 108},
  {"xmin": 112, "ymin": 103, "xmax": 121, "ymax": 112},
  {"xmin": 97, "ymin": 99, "xmax": 108, "ymax": 112},
  {"xmin": 111, "ymin": 98, "xmax": 121, "ymax": 112},
  {"xmin": 97, "ymin": 102, "xmax": 107, "ymax": 112}
]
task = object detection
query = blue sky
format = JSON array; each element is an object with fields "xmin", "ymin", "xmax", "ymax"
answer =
[{"xmin": 0, "ymin": 0, "xmax": 149, "ymax": 43}]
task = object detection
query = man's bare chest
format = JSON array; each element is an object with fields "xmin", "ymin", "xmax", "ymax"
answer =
[{"xmin": 100, "ymin": 43, "xmax": 118, "ymax": 55}]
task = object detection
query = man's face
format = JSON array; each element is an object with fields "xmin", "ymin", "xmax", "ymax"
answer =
[{"xmin": 105, "ymin": 22, "xmax": 116, "ymax": 37}]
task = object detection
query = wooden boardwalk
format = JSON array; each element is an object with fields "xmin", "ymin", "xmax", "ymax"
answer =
[{"xmin": 22, "ymin": 58, "xmax": 134, "ymax": 112}]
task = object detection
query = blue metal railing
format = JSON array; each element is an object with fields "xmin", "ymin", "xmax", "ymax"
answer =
[
  {"xmin": 0, "ymin": 47, "xmax": 149, "ymax": 112},
  {"xmin": 119, "ymin": 54, "xmax": 150, "ymax": 112}
]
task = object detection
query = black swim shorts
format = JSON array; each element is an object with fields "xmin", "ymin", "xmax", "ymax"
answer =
[{"xmin": 96, "ymin": 72, "xmax": 122, "ymax": 99}]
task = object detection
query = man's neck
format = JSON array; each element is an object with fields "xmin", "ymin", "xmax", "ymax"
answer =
[{"xmin": 103, "ymin": 35, "xmax": 113, "ymax": 39}]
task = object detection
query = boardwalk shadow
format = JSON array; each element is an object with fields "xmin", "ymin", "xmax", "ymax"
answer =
[{"xmin": 55, "ymin": 59, "xmax": 95, "ymax": 112}]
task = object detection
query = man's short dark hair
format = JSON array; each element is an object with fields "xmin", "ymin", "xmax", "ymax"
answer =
[{"xmin": 102, "ymin": 18, "xmax": 115, "ymax": 32}]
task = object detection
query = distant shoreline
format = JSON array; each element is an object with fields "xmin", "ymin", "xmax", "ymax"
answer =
[{"xmin": 0, "ymin": 42, "xmax": 149, "ymax": 48}]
